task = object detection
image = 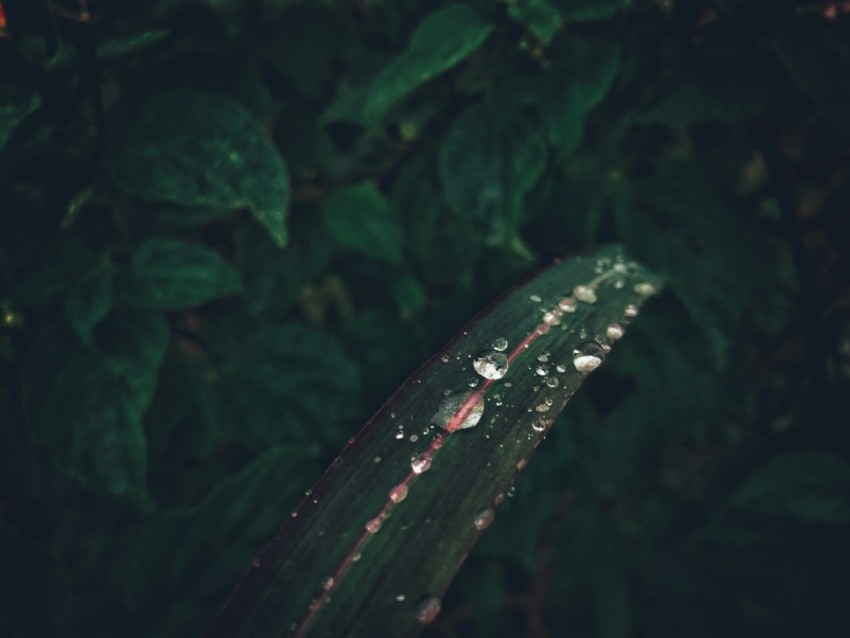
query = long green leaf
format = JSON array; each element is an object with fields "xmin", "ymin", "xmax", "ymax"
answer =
[{"xmin": 206, "ymin": 245, "xmax": 660, "ymax": 637}]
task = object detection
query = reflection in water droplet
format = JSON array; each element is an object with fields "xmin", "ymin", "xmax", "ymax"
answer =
[
  {"xmin": 411, "ymin": 453, "xmax": 432, "ymax": 474},
  {"xmin": 572, "ymin": 342, "xmax": 605, "ymax": 373},
  {"xmin": 389, "ymin": 483, "xmax": 409, "ymax": 503},
  {"xmin": 545, "ymin": 376, "xmax": 559, "ymax": 388},
  {"xmin": 573, "ymin": 285, "xmax": 597, "ymax": 303},
  {"xmin": 558, "ymin": 297, "xmax": 577, "ymax": 313},
  {"xmin": 365, "ymin": 517, "xmax": 382, "ymax": 533},
  {"xmin": 492, "ymin": 337, "xmax": 508, "ymax": 351},
  {"xmin": 624, "ymin": 304, "xmax": 639, "ymax": 318},
  {"xmin": 473, "ymin": 507, "xmax": 495, "ymax": 531},
  {"xmin": 473, "ymin": 351, "xmax": 509, "ymax": 380},
  {"xmin": 606, "ymin": 323, "xmax": 624, "ymax": 340},
  {"xmin": 432, "ymin": 390, "xmax": 485, "ymax": 431},
  {"xmin": 416, "ymin": 595, "xmax": 442, "ymax": 624}
]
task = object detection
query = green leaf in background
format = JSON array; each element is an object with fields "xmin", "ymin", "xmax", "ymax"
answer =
[
  {"xmin": 730, "ymin": 451, "xmax": 850, "ymax": 523},
  {"xmin": 322, "ymin": 183, "xmax": 404, "ymax": 263},
  {"xmin": 362, "ymin": 4, "xmax": 494, "ymax": 124},
  {"xmin": 542, "ymin": 39, "xmax": 619, "ymax": 159},
  {"xmin": 204, "ymin": 323, "xmax": 361, "ymax": 451},
  {"xmin": 23, "ymin": 312, "xmax": 168, "ymax": 501},
  {"xmin": 64, "ymin": 263, "xmax": 114, "ymax": 346},
  {"xmin": 507, "ymin": 0, "xmax": 564, "ymax": 45},
  {"xmin": 556, "ymin": 0, "xmax": 631, "ymax": 22},
  {"xmin": 440, "ymin": 103, "xmax": 547, "ymax": 244},
  {"xmin": 0, "ymin": 86, "xmax": 41, "ymax": 152},
  {"xmin": 107, "ymin": 91, "xmax": 290, "ymax": 246},
  {"xmin": 127, "ymin": 239, "xmax": 242, "ymax": 311}
]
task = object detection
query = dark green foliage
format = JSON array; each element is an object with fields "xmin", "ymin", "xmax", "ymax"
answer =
[{"xmin": 1, "ymin": 0, "xmax": 849, "ymax": 637}]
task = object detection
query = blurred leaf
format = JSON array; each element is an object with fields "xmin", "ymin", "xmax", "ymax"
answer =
[
  {"xmin": 508, "ymin": 0, "xmax": 564, "ymax": 45},
  {"xmin": 23, "ymin": 312, "xmax": 168, "ymax": 500},
  {"xmin": 392, "ymin": 274, "xmax": 426, "ymax": 316},
  {"xmin": 440, "ymin": 103, "xmax": 547, "ymax": 244},
  {"xmin": 107, "ymin": 91, "xmax": 291, "ymax": 246},
  {"xmin": 0, "ymin": 86, "xmax": 41, "ymax": 152},
  {"xmin": 322, "ymin": 184, "xmax": 404, "ymax": 263},
  {"xmin": 65, "ymin": 263, "xmax": 114, "ymax": 346},
  {"xmin": 730, "ymin": 451, "xmax": 850, "ymax": 523},
  {"xmin": 204, "ymin": 323, "xmax": 361, "ymax": 451},
  {"xmin": 362, "ymin": 4, "xmax": 493, "ymax": 124},
  {"xmin": 556, "ymin": 0, "xmax": 630, "ymax": 22},
  {"xmin": 127, "ymin": 239, "xmax": 242, "ymax": 311},
  {"xmin": 96, "ymin": 29, "xmax": 169, "ymax": 58}
]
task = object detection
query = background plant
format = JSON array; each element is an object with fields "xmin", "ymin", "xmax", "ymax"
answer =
[{"xmin": 1, "ymin": 1, "xmax": 849, "ymax": 637}]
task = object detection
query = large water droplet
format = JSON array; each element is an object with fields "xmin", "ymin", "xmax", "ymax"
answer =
[
  {"xmin": 416, "ymin": 595, "xmax": 442, "ymax": 624},
  {"xmin": 432, "ymin": 390, "xmax": 485, "ymax": 431},
  {"xmin": 473, "ymin": 351, "xmax": 509, "ymax": 380},
  {"xmin": 473, "ymin": 507, "xmax": 495, "ymax": 531},
  {"xmin": 573, "ymin": 285, "xmax": 597, "ymax": 303},
  {"xmin": 572, "ymin": 342, "xmax": 605, "ymax": 373},
  {"xmin": 411, "ymin": 453, "xmax": 432, "ymax": 474},
  {"xmin": 492, "ymin": 337, "xmax": 508, "ymax": 352}
]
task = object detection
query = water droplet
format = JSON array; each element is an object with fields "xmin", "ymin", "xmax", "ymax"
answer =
[
  {"xmin": 572, "ymin": 342, "xmax": 605, "ymax": 373},
  {"xmin": 321, "ymin": 576, "xmax": 334, "ymax": 590},
  {"xmin": 440, "ymin": 354, "xmax": 450, "ymax": 363},
  {"xmin": 251, "ymin": 557, "xmax": 261, "ymax": 568},
  {"xmin": 409, "ymin": 434, "xmax": 419, "ymax": 443},
  {"xmin": 290, "ymin": 511, "xmax": 298, "ymax": 518},
  {"xmin": 613, "ymin": 262, "xmax": 628, "ymax": 273},
  {"xmin": 492, "ymin": 337, "xmax": 508, "ymax": 351},
  {"xmin": 395, "ymin": 430, "xmax": 404, "ymax": 439},
  {"xmin": 396, "ymin": 594, "xmax": 406, "ymax": 602},
  {"xmin": 542, "ymin": 311, "xmax": 561, "ymax": 326},
  {"xmin": 389, "ymin": 483, "xmax": 409, "ymax": 503},
  {"xmin": 536, "ymin": 323, "xmax": 550, "ymax": 335},
  {"xmin": 558, "ymin": 297, "xmax": 577, "ymax": 313},
  {"xmin": 473, "ymin": 506, "xmax": 495, "ymax": 530},
  {"xmin": 635, "ymin": 282, "xmax": 657, "ymax": 295},
  {"xmin": 494, "ymin": 492, "xmax": 506, "ymax": 506},
  {"xmin": 624, "ymin": 304, "xmax": 639, "ymax": 318},
  {"xmin": 538, "ymin": 352, "xmax": 550, "ymax": 362},
  {"xmin": 467, "ymin": 376, "xmax": 479, "ymax": 388},
  {"xmin": 534, "ymin": 402, "xmax": 550, "ymax": 413},
  {"xmin": 472, "ymin": 351, "xmax": 509, "ymax": 380},
  {"xmin": 493, "ymin": 393, "xmax": 503, "ymax": 406},
  {"xmin": 545, "ymin": 376, "xmax": 559, "ymax": 388},
  {"xmin": 516, "ymin": 458, "xmax": 528, "ymax": 470},
  {"xmin": 352, "ymin": 552, "xmax": 362, "ymax": 562},
  {"xmin": 507, "ymin": 486, "xmax": 517, "ymax": 498},
  {"xmin": 529, "ymin": 294, "xmax": 543, "ymax": 303},
  {"xmin": 606, "ymin": 323, "xmax": 624, "ymax": 340},
  {"xmin": 573, "ymin": 284, "xmax": 597, "ymax": 303},
  {"xmin": 416, "ymin": 595, "xmax": 442, "ymax": 624},
  {"xmin": 555, "ymin": 364, "xmax": 567, "ymax": 373},
  {"xmin": 432, "ymin": 390, "xmax": 485, "ymax": 431},
  {"xmin": 374, "ymin": 456, "xmax": 382, "ymax": 463},
  {"xmin": 614, "ymin": 279, "xmax": 625, "ymax": 289},
  {"xmin": 365, "ymin": 517, "xmax": 382, "ymax": 533},
  {"xmin": 411, "ymin": 453, "xmax": 432, "ymax": 474}
]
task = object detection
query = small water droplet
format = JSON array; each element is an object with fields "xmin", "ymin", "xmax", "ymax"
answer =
[
  {"xmin": 516, "ymin": 458, "xmax": 528, "ymax": 470},
  {"xmin": 251, "ymin": 557, "xmax": 261, "ymax": 568},
  {"xmin": 534, "ymin": 402, "xmax": 550, "ymax": 413},
  {"xmin": 365, "ymin": 517, "xmax": 382, "ymax": 533},
  {"xmin": 432, "ymin": 390, "xmax": 485, "ymax": 431},
  {"xmin": 440, "ymin": 354, "xmax": 450, "ymax": 363},
  {"xmin": 613, "ymin": 262, "xmax": 628, "ymax": 273},
  {"xmin": 467, "ymin": 375, "xmax": 479, "ymax": 388},
  {"xmin": 624, "ymin": 304, "xmax": 639, "ymax": 318},
  {"xmin": 492, "ymin": 337, "xmax": 509, "ymax": 351},
  {"xmin": 635, "ymin": 282, "xmax": 657, "ymax": 295},
  {"xmin": 558, "ymin": 297, "xmax": 577, "ymax": 313},
  {"xmin": 321, "ymin": 576, "xmax": 334, "ymax": 590},
  {"xmin": 409, "ymin": 434, "xmax": 419, "ymax": 443},
  {"xmin": 614, "ymin": 279, "xmax": 625, "ymax": 289},
  {"xmin": 374, "ymin": 456, "xmax": 382, "ymax": 463},
  {"xmin": 545, "ymin": 376, "xmax": 559, "ymax": 388},
  {"xmin": 555, "ymin": 364, "xmax": 567, "ymax": 373},
  {"xmin": 411, "ymin": 453, "xmax": 432, "ymax": 474},
  {"xmin": 396, "ymin": 594, "xmax": 406, "ymax": 602},
  {"xmin": 573, "ymin": 285, "xmax": 597, "ymax": 303},
  {"xmin": 494, "ymin": 492, "xmax": 506, "ymax": 505},
  {"xmin": 507, "ymin": 486, "xmax": 517, "ymax": 498},
  {"xmin": 572, "ymin": 342, "xmax": 605, "ymax": 373},
  {"xmin": 352, "ymin": 552, "xmax": 362, "ymax": 562},
  {"xmin": 389, "ymin": 483, "xmax": 409, "ymax": 503},
  {"xmin": 606, "ymin": 323, "xmax": 624, "ymax": 340},
  {"xmin": 529, "ymin": 294, "xmax": 543, "ymax": 303},
  {"xmin": 395, "ymin": 430, "xmax": 404, "ymax": 439},
  {"xmin": 542, "ymin": 311, "xmax": 561, "ymax": 326},
  {"xmin": 536, "ymin": 323, "xmax": 550, "ymax": 335},
  {"xmin": 291, "ymin": 511, "xmax": 298, "ymax": 518},
  {"xmin": 416, "ymin": 595, "xmax": 442, "ymax": 624},
  {"xmin": 473, "ymin": 351, "xmax": 509, "ymax": 380},
  {"xmin": 493, "ymin": 393, "xmax": 503, "ymax": 406},
  {"xmin": 538, "ymin": 352, "xmax": 550, "ymax": 362},
  {"xmin": 473, "ymin": 506, "xmax": 495, "ymax": 530},
  {"xmin": 535, "ymin": 363, "xmax": 549, "ymax": 376}
]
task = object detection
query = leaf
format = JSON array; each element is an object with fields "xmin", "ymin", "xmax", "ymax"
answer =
[
  {"xmin": 556, "ymin": 0, "xmax": 630, "ymax": 22},
  {"xmin": 203, "ymin": 323, "xmax": 361, "ymax": 452},
  {"xmin": 0, "ymin": 86, "xmax": 41, "ymax": 152},
  {"xmin": 439, "ymin": 103, "xmax": 547, "ymax": 244},
  {"xmin": 107, "ymin": 91, "xmax": 290, "ymax": 246},
  {"xmin": 362, "ymin": 5, "xmax": 494, "ymax": 124},
  {"xmin": 205, "ymin": 245, "xmax": 661, "ymax": 638},
  {"xmin": 96, "ymin": 29, "xmax": 169, "ymax": 58},
  {"xmin": 65, "ymin": 263, "xmax": 114, "ymax": 346},
  {"xmin": 127, "ymin": 239, "xmax": 242, "ymax": 311},
  {"xmin": 321, "ymin": 184, "xmax": 404, "ymax": 264},
  {"xmin": 508, "ymin": 0, "xmax": 564, "ymax": 45},
  {"xmin": 23, "ymin": 312, "xmax": 168, "ymax": 500},
  {"xmin": 542, "ymin": 38, "xmax": 619, "ymax": 158},
  {"xmin": 730, "ymin": 451, "xmax": 850, "ymax": 523}
]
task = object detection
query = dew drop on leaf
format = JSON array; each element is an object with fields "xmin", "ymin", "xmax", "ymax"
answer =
[
  {"xmin": 365, "ymin": 517, "xmax": 382, "ymax": 533},
  {"xmin": 416, "ymin": 595, "xmax": 442, "ymax": 624},
  {"xmin": 545, "ymin": 376, "xmax": 559, "ymax": 388},
  {"xmin": 529, "ymin": 294, "xmax": 542, "ymax": 303},
  {"xmin": 389, "ymin": 483, "xmax": 408, "ymax": 503},
  {"xmin": 624, "ymin": 303, "xmax": 639, "ymax": 318},
  {"xmin": 473, "ymin": 506, "xmax": 495, "ymax": 530},
  {"xmin": 572, "ymin": 341, "xmax": 605, "ymax": 373},
  {"xmin": 535, "ymin": 364, "xmax": 549, "ymax": 376},
  {"xmin": 558, "ymin": 297, "xmax": 577, "ymax": 313},
  {"xmin": 573, "ymin": 284, "xmax": 597, "ymax": 303},
  {"xmin": 634, "ymin": 282, "xmax": 657, "ymax": 295},
  {"xmin": 432, "ymin": 390, "xmax": 485, "ymax": 431},
  {"xmin": 411, "ymin": 453, "xmax": 432, "ymax": 474},
  {"xmin": 606, "ymin": 322, "xmax": 624, "ymax": 340},
  {"xmin": 472, "ymin": 351, "xmax": 508, "ymax": 379},
  {"xmin": 492, "ymin": 337, "xmax": 508, "ymax": 351}
]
